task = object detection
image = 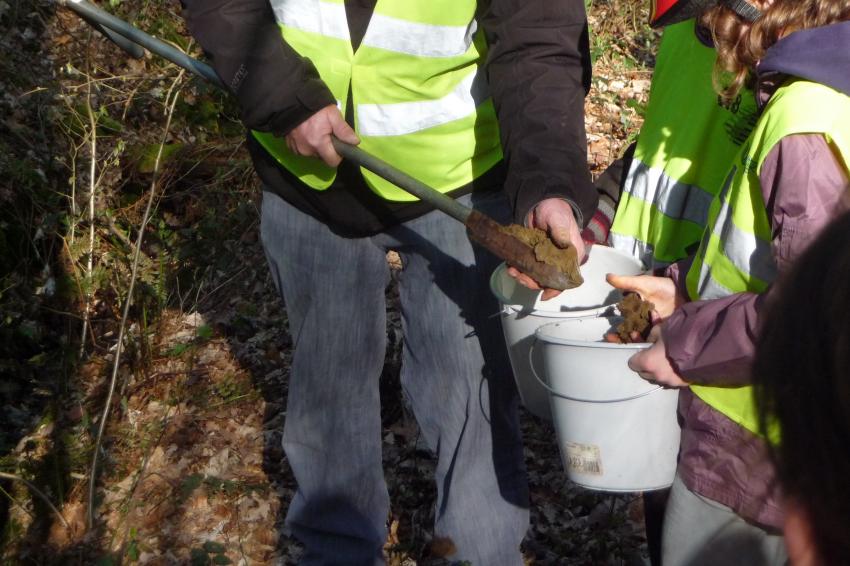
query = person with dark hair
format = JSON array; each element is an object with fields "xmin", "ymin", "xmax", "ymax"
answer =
[
  {"xmin": 753, "ymin": 209, "xmax": 850, "ymax": 566},
  {"xmin": 611, "ymin": 0, "xmax": 850, "ymax": 564}
]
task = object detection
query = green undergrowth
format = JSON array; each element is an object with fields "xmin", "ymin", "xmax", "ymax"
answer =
[
  {"xmin": 1, "ymin": 0, "xmax": 257, "ymax": 560},
  {"xmin": 586, "ymin": 0, "xmax": 658, "ymax": 69}
]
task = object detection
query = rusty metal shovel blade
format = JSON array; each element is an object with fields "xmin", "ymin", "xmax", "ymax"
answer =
[
  {"xmin": 465, "ymin": 212, "xmax": 582, "ymax": 291},
  {"xmin": 332, "ymin": 139, "xmax": 580, "ymax": 291}
]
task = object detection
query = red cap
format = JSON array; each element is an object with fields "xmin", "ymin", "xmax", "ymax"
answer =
[{"xmin": 651, "ymin": 0, "xmax": 680, "ymax": 24}]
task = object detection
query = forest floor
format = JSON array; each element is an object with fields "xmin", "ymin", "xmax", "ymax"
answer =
[{"xmin": 1, "ymin": 1, "xmax": 658, "ymax": 564}]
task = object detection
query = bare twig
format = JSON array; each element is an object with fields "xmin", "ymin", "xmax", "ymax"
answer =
[
  {"xmin": 121, "ymin": 82, "xmax": 142, "ymax": 120},
  {"xmin": 0, "ymin": 483, "xmax": 35, "ymax": 522},
  {"xmin": 0, "ymin": 472, "xmax": 70, "ymax": 529},
  {"xmin": 68, "ymin": 134, "xmax": 79, "ymax": 248},
  {"xmin": 79, "ymin": 69, "xmax": 98, "ymax": 359},
  {"xmin": 86, "ymin": 68, "xmax": 186, "ymax": 530}
]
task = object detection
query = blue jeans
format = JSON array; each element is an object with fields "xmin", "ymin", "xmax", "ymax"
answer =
[{"xmin": 260, "ymin": 190, "xmax": 529, "ymax": 565}]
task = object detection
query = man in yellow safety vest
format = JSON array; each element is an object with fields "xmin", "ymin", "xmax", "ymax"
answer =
[{"xmin": 179, "ymin": 0, "xmax": 598, "ymax": 563}]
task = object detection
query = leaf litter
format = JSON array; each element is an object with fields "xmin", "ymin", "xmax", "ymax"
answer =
[{"xmin": 3, "ymin": 1, "xmax": 657, "ymax": 564}]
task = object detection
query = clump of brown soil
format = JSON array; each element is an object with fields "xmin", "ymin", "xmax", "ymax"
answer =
[
  {"xmin": 615, "ymin": 293, "xmax": 654, "ymax": 343},
  {"xmin": 500, "ymin": 225, "xmax": 583, "ymax": 287}
]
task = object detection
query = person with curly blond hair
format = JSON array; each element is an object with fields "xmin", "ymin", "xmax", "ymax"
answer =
[{"xmin": 612, "ymin": 0, "xmax": 850, "ymax": 564}]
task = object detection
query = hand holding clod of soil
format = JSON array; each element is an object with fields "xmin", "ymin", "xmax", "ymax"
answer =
[
  {"xmin": 610, "ymin": 293, "xmax": 655, "ymax": 343},
  {"xmin": 500, "ymin": 224, "xmax": 584, "ymax": 290},
  {"xmin": 605, "ymin": 273, "xmax": 682, "ymax": 319}
]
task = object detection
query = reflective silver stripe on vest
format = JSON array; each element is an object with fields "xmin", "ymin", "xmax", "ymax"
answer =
[
  {"xmin": 608, "ymin": 233, "xmax": 670, "ymax": 271},
  {"xmin": 712, "ymin": 197, "xmax": 776, "ymax": 280},
  {"xmin": 363, "ymin": 12, "xmax": 477, "ymax": 58},
  {"xmin": 271, "ymin": 0, "xmax": 350, "ymax": 40},
  {"xmin": 271, "ymin": 0, "xmax": 477, "ymax": 58},
  {"xmin": 694, "ymin": 260, "xmax": 735, "ymax": 300},
  {"xmin": 357, "ymin": 70, "xmax": 482, "ymax": 136},
  {"xmin": 696, "ymin": 200, "xmax": 777, "ymax": 298},
  {"xmin": 624, "ymin": 159, "xmax": 715, "ymax": 225}
]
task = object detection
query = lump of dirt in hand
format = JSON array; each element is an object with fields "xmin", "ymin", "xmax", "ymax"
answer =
[
  {"xmin": 500, "ymin": 224, "xmax": 583, "ymax": 288},
  {"xmin": 616, "ymin": 293, "xmax": 654, "ymax": 343}
]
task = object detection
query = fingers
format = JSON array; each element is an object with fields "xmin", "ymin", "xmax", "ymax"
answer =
[
  {"xmin": 318, "ymin": 110, "xmax": 360, "ymax": 166},
  {"xmin": 576, "ymin": 238, "xmax": 594, "ymax": 265},
  {"xmin": 645, "ymin": 324, "xmax": 662, "ymax": 343},
  {"xmin": 548, "ymin": 222, "xmax": 586, "ymax": 262},
  {"xmin": 628, "ymin": 346, "xmax": 657, "ymax": 377},
  {"xmin": 540, "ymin": 288, "xmax": 563, "ymax": 301},
  {"xmin": 568, "ymin": 231, "xmax": 587, "ymax": 264},
  {"xmin": 628, "ymin": 329, "xmax": 662, "ymax": 374},
  {"xmin": 528, "ymin": 199, "xmax": 587, "ymax": 261},
  {"xmin": 515, "ymin": 199, "xmax": 586, "ymax": 290},
  {"xmin": 285, "ymin": 105, "xmax": 356, "ymax": 167},
  {"xmin": 604, "ymin": 332, "xmax": 624, "ymax": 344},
  {"xmin": 329, "ymin": 111, "xmax": 360, "ymax": 145},
  {"xmin": 506, "ymin": 266, "xmax": 563, "ymax": 301},
  {"xmin": 506, "ymin": 266, "xmax": 542, "ymax": 290},
  {"xmin": 288, "ymin": 131, "xmax": 341, "ymax": 167},
  {"xmin": 606, "ymin": 273, "xmax": 641, "ymax": 294},
  {"xmin": 549, "ymin": 223, "xmax": 574, "ymax": 247},
  {"xmin": 606, "ymin": 273, "xmax": 679, "ymax": 320},
  {"xmin": 316, "ymin": 138, "xmax": 343, "ymax": 167},
  {"xmin": 627, "ymin": 334, "xmax": 689, "ymax": 388}
]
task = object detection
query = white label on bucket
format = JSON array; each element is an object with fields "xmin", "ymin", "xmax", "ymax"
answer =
[{"xmin": 564, "ymin": 442, "xmax": 603, "ymax": 476}]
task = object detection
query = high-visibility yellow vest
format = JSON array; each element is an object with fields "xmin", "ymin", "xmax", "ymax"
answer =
[
  {"xmin": 687, "ymin": 79, "xmax": 850, "ymax": 436},
  {"xmin": 252, "ymin": 0, "xmax": 502, "ymax": 202},
  {"xmin": 609, "ymin": 20, "xmax": 758, "ymax": 269}
]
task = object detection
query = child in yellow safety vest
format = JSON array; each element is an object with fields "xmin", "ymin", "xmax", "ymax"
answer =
[
  {"xmin": 591, "ymin": 12, "xmax": 761, "ymax": 565},
  {"xmin": 613, "ymin": 1, "xmax": 850, "ymax": 565}
]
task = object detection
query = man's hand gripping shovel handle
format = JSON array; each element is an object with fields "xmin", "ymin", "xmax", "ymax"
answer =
[{"xmin": 59, "ymin": 0, "xmax": 574, "ymax": 291}]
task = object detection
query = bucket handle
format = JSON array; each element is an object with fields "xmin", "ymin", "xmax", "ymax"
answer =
[{"xmin": 527, "ymin": 338, "xmax": 664, "ymax": 404}]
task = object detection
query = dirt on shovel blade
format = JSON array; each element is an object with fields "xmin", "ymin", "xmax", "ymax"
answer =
[{"xmin": 499, "ymin": 225, "xmax": 583, "ymax": 289}]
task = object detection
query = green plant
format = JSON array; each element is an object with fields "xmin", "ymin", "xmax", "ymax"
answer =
[
  {"xmin": 126, "ymin": 526, "xmax": 140, "ymax": 561},
  {"xmin": 189, "ymin": 540, "xmax": 231, "ymax": 565}
]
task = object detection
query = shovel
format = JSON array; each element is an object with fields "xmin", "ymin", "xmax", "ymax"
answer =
[{"xmin": 59, "ymin": 0, "xmax": 581, "ymax": 291}]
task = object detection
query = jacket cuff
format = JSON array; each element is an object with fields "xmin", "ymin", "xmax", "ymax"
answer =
[
  {"xmin": 664, "ymin": 256, "xmax": 694, "ymax": 291},
  {"xmin": 581, "ymin": 193, "xmax": 615, "ymax": 244},
  {"xmin": 267, "ymin": 79, "xmax": 337, "ymax": 137}
]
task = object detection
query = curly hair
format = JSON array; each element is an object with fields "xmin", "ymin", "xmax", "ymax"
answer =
[
  {"xmin": 754, "ymin": 210, "xmax": 850, "ymax": 566},
  {"xmin": 699, "ymin": 0, "xmax": 850, "ymax": 98}
]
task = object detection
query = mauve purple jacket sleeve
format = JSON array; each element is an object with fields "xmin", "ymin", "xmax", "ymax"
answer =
[{"xmin": 662, "ymin": 134, "xmax": 850, "ymax": 385}]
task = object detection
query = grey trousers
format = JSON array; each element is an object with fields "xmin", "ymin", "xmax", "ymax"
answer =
[
  {"xmin": 662, "ymin": 475, "xmax": 787, "ymax": 566},
  {"xmin": 260, "ymin": 190, "xmax": 529, "ymax": 566}
]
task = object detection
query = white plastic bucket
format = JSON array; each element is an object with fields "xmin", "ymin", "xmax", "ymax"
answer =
[
  {"xmin": 490, "ymin": 246, "xmax": 644, "ymax": 419},
  {"xmin": 534, "ymin": 316, "xmax": 680, "ymax": 492}
]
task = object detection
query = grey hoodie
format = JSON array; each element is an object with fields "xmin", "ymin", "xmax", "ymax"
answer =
[{"xmin": 662, "ymin": 21, "xmax": 850, "ymax": 528}]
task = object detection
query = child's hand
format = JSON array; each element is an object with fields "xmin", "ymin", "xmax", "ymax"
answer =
[
  {"xmin": 606, "ymin": 273, "xmax": 683, "ymax": 320},
  {"xmin": 628, "ymin": 325, "xmax": 689, "ymax": 388}
]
